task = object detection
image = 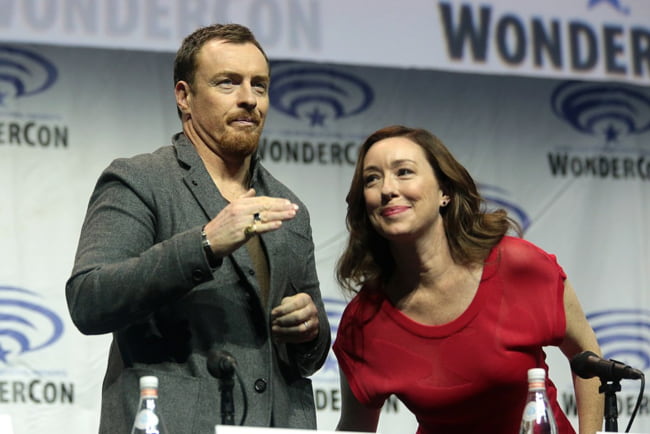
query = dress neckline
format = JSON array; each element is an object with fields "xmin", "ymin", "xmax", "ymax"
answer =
[{"xmin": 379, "ymin": 243, "xmax": 500, "ymax": 338}]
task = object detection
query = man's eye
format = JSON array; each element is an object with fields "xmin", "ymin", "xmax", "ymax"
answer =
[
  {"xmin": 253, "ymin": 83, "xmax": 268, "ymax": 94},
  {"xmin": 217, "ymin": 79, "xmax": 234, "ymax": 87}
]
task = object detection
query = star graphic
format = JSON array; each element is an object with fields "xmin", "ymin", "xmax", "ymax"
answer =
[
  {"xmin": 306, "ymin": 107, "xmax": 327, "ymax": 127},
  {"xmin": 604, "ymin": 124, "xmax": 620, "ymax": 143}
]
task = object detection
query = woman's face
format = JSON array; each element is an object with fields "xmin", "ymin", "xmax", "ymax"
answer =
[{"xmin": 362, "ymin": 137, "xmax": 448, "ymax": 241}]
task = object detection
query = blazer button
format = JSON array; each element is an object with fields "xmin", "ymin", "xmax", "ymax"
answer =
[
  {"xmin": 191, "ymin": 268, "xmax": 204, "ymax": 282},
  {"xmin": 254, "ymin": 378, "xmax": 267, "ymax": 393}
]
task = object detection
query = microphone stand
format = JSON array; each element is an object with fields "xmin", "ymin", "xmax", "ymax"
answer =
[
  {"xmin": 599, "ymin": 378, "xmax": 621, "ymax": 432},
  {"xmin": 219, "ymin": 368, "xmax": 235, "ymax": 426},
  {"xmin": 207, "ymin": 350, "xmax": 237, "ymax": 426}
]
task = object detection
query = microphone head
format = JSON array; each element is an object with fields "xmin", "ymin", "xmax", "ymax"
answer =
[
  {"xmin": 570, "ymin": 350, "xmax": 599, "ymax": 379},
  {"xmin": 207, "ymin": 349, "xmax": 237, "ymax": 379}
]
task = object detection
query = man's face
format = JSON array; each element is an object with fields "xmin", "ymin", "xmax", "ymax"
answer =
[{"xmin": 180, "ymin": 39, "xmax": 270, "ymax": 159}]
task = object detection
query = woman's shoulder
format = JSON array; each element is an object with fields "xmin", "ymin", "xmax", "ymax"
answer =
[
  {"xmin": 494, "ymin": 236, "xmax": 565, "ymax": 278},
  {"xmin": 340, "ymin": 284, "xmax": 385, "ymax": 323},
  {"xmin": 497, "ymin": 235, "xmax": 553, "ymax": 259}
]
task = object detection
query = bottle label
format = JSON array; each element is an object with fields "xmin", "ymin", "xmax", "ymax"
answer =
[
  {"xmin": 134, "ymin": 409, "xmax": 160, "ymax": 430},
  {"xmin": 520, "ymin": 401, "xmax": 556, "ymax": 434},
  {"xmin": 522, "ymin": 402, "xmax": 538, "ymax": 422}
]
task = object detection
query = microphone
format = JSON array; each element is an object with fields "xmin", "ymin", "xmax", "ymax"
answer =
[
  {"xmin": 207, "ymin": 349, "xmax": 237, "ymax": 425},
  {"xmin": 207, "ymin": 349, "xmax": 237, "ymax": 379},
  {"xmin": 570, "ymin": 350, "xmax": 644, "ymax": 381}
]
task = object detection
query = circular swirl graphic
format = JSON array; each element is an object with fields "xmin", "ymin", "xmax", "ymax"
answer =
[
  {"xmin": 587, "ymin": 309, "xmax": 650, "ymax": 372},
  {"xmin": 270, "ymin": 63, "xmax": 374, "ymax": 127},
  {"xmin": 319, "ymin": 297, "xmax": 348, "ymax": 381},
  {"xmin": 551, "ymin": 81, "xmax": 650, "ymax": 143},
  {"xmin": 587, "ymin": 0, "xmax": 630, "ymax": 15},
  {"xmin": 0, "ymin": 46, "xmax": 58, "ymax": 104},
  {"xmin": 0, "ymin": 286, "xmax": 64, "ymax": 363},
  {"xmin": 478, "ymin": 183, "xmax": 531, "ymax": 232}
]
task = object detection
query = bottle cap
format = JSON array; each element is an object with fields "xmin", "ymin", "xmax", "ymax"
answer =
[
  {"xmin": 527, "ymin": 368, "xmax": 546, "ymax": 382},
  {"xmin": 139, "ymin": 376, "xmax": 159, "ymax": 389}
]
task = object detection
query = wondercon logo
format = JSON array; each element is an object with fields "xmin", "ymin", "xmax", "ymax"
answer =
[
  {"xmin": 0, "ymin": 46, "xmax": 58, "ymax": 106},
  {"xmin": 551, "ymin": 81, "xmax": 650, "ymax": 144},
  {"xmin": 0, "ymin": 285, "xmax": 64, "ymax": 363},
  {"xmin": 587, "ymin": 309, "xmax": 650, "ymax": 371},
  {"xmin": 269, "ymin": 62, "xmax": 374, "ymax": 127},
  {"xmin": 478, "ymin": 183, "xmax": 531, "ymax": 233}
]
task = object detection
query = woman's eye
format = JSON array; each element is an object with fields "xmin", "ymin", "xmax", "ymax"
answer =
[
  {"xmin": 364, "ymin": 174, "xmax": 379, "ymax": 186},
  {"xmin": 397, "ymin": 168, "xmax": 413, "ymax": 176}
]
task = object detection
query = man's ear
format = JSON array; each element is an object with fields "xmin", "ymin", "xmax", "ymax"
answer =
[{"xmin": 174, "ymin": 81, "xmax": 191, "ymax": 116}]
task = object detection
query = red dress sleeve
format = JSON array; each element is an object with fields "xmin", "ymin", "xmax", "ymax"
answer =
[{"xmin": 333, "ymin": 289, "xmax": 388, "ymax": 408}]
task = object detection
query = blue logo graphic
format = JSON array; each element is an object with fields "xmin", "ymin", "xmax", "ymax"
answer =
[
  {"xmin": 551, "ymin": 81, "xmax": 650, "ymax": 144},
  {"xmin": 270, "ymin": 62, "xmax": 374, "ymax": 127},
  {"xmin": 587, "ymin": 309, "xmax": 650, "ymax": 371},
  {"xmin": 587, "ymin": 0, "xmax": 630, "ymax": 15},
  {"xmin": 0, "ymin": 286, "xmax": 64, "ymax": 363},
  {"xmin": 478, "ymin": 184, "xmax": 531, "ymax": 232},
  {"xmin": 0, "ymin": 46, "xmax": 58, "ymax": 106},
  {"xmin": 318, "ymin": 297, "xmax": 347, "ymax": 380}
]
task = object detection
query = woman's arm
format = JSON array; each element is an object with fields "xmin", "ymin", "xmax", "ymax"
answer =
[
  {"xmin": 558, "ymin": 279, "xmax": 604, "ymax": 434},
  {"xmin": 336, "ymin": 369, "xmax": 381, "ymax": 432}
]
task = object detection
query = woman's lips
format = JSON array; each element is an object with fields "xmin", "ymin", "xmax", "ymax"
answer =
[{"xmin": 381, "ymin": 206, "xmax": 410, "ymax": 217}]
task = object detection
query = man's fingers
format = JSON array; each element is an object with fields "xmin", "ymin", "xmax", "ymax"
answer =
[
  {"xmin": 238, "ymin": 188, "xmax": 257, "ymax": 199},
  {"xmin": 271, "ymin": 316, "xmax": 320, "ymax": 344},
  {"xmin": 271, "ymin": 293, "xmax": 313, "ymax": 321}
]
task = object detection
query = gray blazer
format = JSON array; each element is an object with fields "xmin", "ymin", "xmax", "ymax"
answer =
[{"xmin": 66, "ymin": 133, "xmax": 331, "ymax": 433}]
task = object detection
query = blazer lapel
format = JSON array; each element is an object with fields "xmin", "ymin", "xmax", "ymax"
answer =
[{"xmin": 174, "ymin": 134, "xmax": 228, "ymax": 222}]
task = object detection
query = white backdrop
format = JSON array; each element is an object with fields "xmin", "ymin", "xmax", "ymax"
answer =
[
  {"xmin": 1, "ymin": 1, "xmax": 649, "ymax": 433},
  {"xmin": 1, "ymin": 0, "xmax": 649, "ymax": 85}
]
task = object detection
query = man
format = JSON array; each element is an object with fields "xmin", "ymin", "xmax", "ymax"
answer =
[{"xmin": 66, "ymin": 24, "xmax": 330, "ymax": 433}]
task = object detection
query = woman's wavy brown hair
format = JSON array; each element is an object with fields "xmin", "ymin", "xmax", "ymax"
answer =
[{"xmin": 336, "ymin": 125, "xmax": 520, "ymax": 294}]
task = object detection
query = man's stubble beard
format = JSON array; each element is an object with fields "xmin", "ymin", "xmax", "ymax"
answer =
[{"xmin": 219, "ymin": 128, "xmax": 262, "ymax": 159}]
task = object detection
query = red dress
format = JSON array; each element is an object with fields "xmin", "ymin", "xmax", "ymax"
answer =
[{"xmin": 333, "ymin": 236, "xmax": 576, "ymax": 434}]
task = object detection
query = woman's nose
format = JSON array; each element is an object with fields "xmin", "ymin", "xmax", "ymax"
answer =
[{"xmin": 380, "ymin": 177, "xmax": 398, "ymax": 201}]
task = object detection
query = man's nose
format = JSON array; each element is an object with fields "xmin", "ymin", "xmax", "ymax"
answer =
[{"xmin": 237, "ymin": 83, "xmax": 257, "ymax": 108}]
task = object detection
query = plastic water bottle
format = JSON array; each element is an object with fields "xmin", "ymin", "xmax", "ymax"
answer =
[
  {"xmin": 130, "ymin": 376, "xmax": 168, "ymax": 434},
  {"xmin": 519, "ymin": 368, "xmax": 558, "ymax": 434}
]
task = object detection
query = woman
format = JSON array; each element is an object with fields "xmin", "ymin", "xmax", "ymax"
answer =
[{"xmin": 333, "ymin": 125, "xmax": 603, "ymax": 433}]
